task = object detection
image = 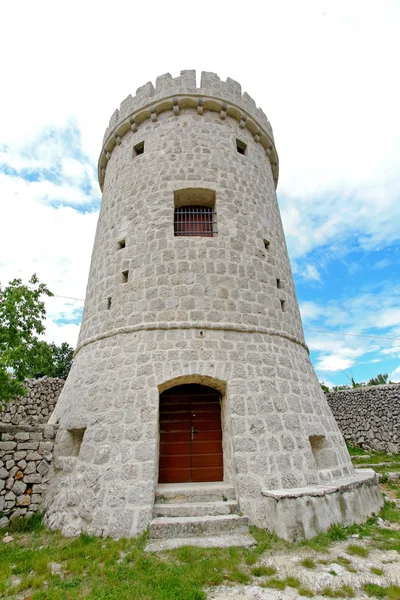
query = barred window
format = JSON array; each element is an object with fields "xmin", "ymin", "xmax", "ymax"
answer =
[{"xmin": 174, "ymin": 206, "xmax": 215, "ymax": 237}]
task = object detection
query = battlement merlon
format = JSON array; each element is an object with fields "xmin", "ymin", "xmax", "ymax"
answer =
[{"xmin": 99, "ymin": 70, "xmax": 279, "ymax": 189}]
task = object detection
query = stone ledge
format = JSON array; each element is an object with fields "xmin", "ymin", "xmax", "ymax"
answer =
[
  {"xmin": 75, "ymin": 321, "xmax": 309, "ymax": 357},
  {"xmin": 262, "ymin": 469, "xmax": 378, "ymax": 500},
  {"xmin": 255, "ymin": 469, "xmax": 383, "ymax": 541},
  {"xmin": 0, "ymin": 423, "xmax": 57, "ymax": 437}
]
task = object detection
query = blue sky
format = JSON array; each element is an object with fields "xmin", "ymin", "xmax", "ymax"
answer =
[{"xmin": 0, "ymin": 1, "xmax": 399, "ymax": 387}]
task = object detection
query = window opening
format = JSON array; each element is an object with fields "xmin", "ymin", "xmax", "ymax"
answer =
[
  {"xmin": 276, "ymin": 278, "xmax": 281, "ymax": 289},
  {"xmin": 280, "ymin": 299, "xmax": 286, "ymax": 312},
  {"xmin": 236, "ymin": 139, "xmax": 247, "ymax": 155},
  {"xmin": 122, "ymin": 270, "xmax": 129, "ymax": 283},
  {"xmin": 107, "ymin": 297, "xmax": 112, "ymax": 310},
  {"xmin": 174, "ymin": 206, "xmax": 215, "ymax": 237},
  {"xmin": 133, "ymin": 141, "xmax": 144, "ymax": 157},
  {"xmin": 118, "ymin": 239, "xmax": 126, "ymax": 249},
  {"xmin": 264, "ymin": 239, "xmax": 270, "ymax": 250},
  {"xmin": 174, "ymin": 189, "xmax": 217, "ymax": 238}
]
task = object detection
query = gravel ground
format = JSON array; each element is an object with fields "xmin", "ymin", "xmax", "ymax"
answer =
[{"xmin": 208, "ymin": 537, "xmax": 400, "ymax": 599}]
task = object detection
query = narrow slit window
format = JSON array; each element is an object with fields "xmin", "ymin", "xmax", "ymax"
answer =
[
  {"xmin": 107, "ymin": 297, "xmax": 112, "ymax": 310},
  {"xmin": 133, "ymin": 141, "xmax": 144, "ymax": 157},
  {"xmin": 122, "ymin": 270, "xmax": 129, "ymax": 283},
  {"xmin": 118, "ymin": 239, "xmax": 126, "ymax": 249},
  {"xmin": 280, "ymin": 299, "xmax": 286, "ymax": 312},
  {"xmin": 236, "ymin": 139, "xmax": 247, "ymax": 155},
  {"xmin": 276, "ymin": 278, "xmax": 282, "ymax": 289},
  {"xmin": 264, "ymin": 239, "xmax": 270, "ymax": 250}
]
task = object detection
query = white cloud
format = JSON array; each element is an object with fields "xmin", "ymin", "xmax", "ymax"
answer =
[
  {"xmin": 316, "ymin": 355, "xmax": 354, "ymax": 372},
  {"xmin": 390, "ymin": 365, "xmax": 400, "ymax": 382},
  {"xmin": 302, "ymin": 265, "xmax": 321, "ymax": 282}
]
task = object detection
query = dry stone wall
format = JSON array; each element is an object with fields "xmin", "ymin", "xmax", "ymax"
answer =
[
  {"xmin": 0, "ymin": 378, "xmax": 64, "ymax": 426},
  {"xmin": 0, "ymin": 424, "xmax": 57, "ymax": 528},
  {"xmin": 327, "ymin": 384, "xmax": 400, "ymax": 454}
]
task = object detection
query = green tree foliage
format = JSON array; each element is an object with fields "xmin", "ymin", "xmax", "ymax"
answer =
[
  {"xmin": 34, "ymin": 341, "xmax": 74, "ymax": 380},
  {"xmin": 367, "ymin": 373, "xmax": 392, "ymax": 386},
  {"xmin": 0, "ymin": 274, "xmax": 74, "ymax": 406},
  {"xmin": 0, "ymin": 274, "xmax": 54, "ymax": 406}
]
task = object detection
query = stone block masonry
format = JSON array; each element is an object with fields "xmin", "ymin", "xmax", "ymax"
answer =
[
  {"xmin": 327, "ymin": 383, "xmax": 400, "ymax": 454},
  {"xmin": 45, "ymin": 70, "xmax": 383, "ymax": 541},
  {"xmin": 0, "ymin": 424, "xmax": 57, "ymax": 528},
  {"xmin": 0, "ymin": 377, "xmax": 64, "ymax": 426}
]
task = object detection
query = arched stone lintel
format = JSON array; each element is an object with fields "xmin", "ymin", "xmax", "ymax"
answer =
[{"xmin": 157, "ymin": 374, "xmax": 227, "ymax": 396}]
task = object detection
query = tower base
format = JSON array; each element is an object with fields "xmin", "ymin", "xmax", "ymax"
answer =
[{"xmin": 254, "ymin": 469, "xmax": 383, "ymax": 541}]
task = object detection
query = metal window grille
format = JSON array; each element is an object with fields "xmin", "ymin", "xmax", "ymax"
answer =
[{"xmin": 174, "ymin": 206, "xmax": 216, "ymax": 237}]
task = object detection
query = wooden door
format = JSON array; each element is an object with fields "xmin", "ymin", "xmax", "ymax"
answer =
[{"xmin": 159, "ymin": 384, "xmax": 223, "ymax": 483}]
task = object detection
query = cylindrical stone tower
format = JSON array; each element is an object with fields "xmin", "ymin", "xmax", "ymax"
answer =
[{"xmin": 45, "ymin": 71, "xmax": 382, "ymax": 541}]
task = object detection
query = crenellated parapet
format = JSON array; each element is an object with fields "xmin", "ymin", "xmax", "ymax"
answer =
[{"xmin": 98, "ymin": 70, "xmax": 279, "ymax": 189}]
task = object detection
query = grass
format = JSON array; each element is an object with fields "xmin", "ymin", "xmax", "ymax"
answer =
[
  {"xmin": 364, "ymin": 583, "xmax": 400, "ymax": 599},
  {"xmin": 1, "ymin": 448, "xmax": 400, "ymax": 599},
  {"xmin": 346, "ymin": 544, "xmax": 369, "ymax": 557},
  {"xmin": 300, "ymin": 557, "xmax": 317, "ymax": 569},
  {"xmin": 251, "ymin": 565, "xmax": 276, "ymax": 577},
  {"xmin": 321, "ymin": 585, "xmax": 356, "ymax": 597}
]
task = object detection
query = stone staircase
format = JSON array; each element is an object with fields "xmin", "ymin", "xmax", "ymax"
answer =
[{"xmin": 145, "ymin": 482, "xmax": 256, "ymax": 551}]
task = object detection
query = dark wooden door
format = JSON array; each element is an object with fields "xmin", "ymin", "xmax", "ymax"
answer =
[{"xmin": 159, "ymin": 384, "xmax": 223, "ymax": 483}]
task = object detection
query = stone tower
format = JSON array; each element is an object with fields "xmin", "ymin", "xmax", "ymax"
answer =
[{"xmin": 45, "ymin": 71, "xmax": 382, "ymax": 543}]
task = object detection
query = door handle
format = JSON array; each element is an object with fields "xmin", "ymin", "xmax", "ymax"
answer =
[{"xmin": 191, "ymin": 425, "xmax": 198, "ymax": 441}]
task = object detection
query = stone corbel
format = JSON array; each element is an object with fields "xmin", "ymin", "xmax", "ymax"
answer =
[
  {"xmin": 106, "ymin": 151, "xmax": 111, "ymax": 161},
  {"xmin": 253, "ymin": 131, "xmax": 261, "ymax": 143},
  {"xmin": 173, "ymin": 97, "xmax": 180, "ymax": 116},
  {"xmin": 129, "ymin": 117, "xmax": 138, "ymax": 133},
  {"xmin": 115, "ymin": 135, "xmax": 122, "ymax": 145},
  {"xmin": 220, "ymin": 102, "xmax": 227, "ymax": 120},
  {"xmin": 150, "ymin": 107, "xmax": 158, "ymax": 122},
  {"xmin": 197, "ymin": 98, "xmax": 204, "ymax": 115},
  {"xmin": 239, "ymin": 115, "xmax": 247, "ymax": 129}
]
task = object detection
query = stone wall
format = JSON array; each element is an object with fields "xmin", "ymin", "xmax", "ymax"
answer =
[
  {"xmin": 0, "ymin": 378, "xmax": 64, "ymax": 426},
  {"xmin": 327, "ymin": 384, "xmax": 400, "ymax": 454},
  {"xmin": 0, "ymin": 424, "xmax": 57, "ymax": 527}
]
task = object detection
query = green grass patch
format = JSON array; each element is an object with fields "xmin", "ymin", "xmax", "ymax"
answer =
[
  {"xmin": 335, "ymin": 556, "xmax": 351, "ymax": 566},
  {"xmin": 251, "ymin": 565, "xmax": 276, "ymax": 577},
  {"xmin": 299, "ymin": 588, "xmax": 315, "ymax": 597},
  {"xmin": 321, "ymin": 584, "xmax": 355, "ymax": 597},
  {"xmin": 346, "ymin": 544, "xmax": 369, "ymax": 557},
  {"xmin": 261, "ymin": 578, "xmax": 286, "ymax": 590},
  {"xmin": 285, "ymin": 575, "xmax": 301, "ymax": 588},
  {"xmin": 364, "ymin": 583, "xmax": 400, "ymax": 599},
  {"xmin": 300, "ymin": 557, "xmax": 317, "ymax": 569}
]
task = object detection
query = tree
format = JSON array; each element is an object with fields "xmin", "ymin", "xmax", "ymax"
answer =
[
  {"xmin": 0, "ymin": 274, "xmax": 53, "ymax": 405},
  {"xmin": 47, "ymin": 342, "xmax": 74, "ymax": 379},
  {"xmin": 367, "ymin": 373, "xmax": 390, "ymax": 386}
]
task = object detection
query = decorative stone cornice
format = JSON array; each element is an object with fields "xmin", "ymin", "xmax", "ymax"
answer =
[{"xmin": 98, "ymin": 70, "xmax": 279, "ymax": 190}]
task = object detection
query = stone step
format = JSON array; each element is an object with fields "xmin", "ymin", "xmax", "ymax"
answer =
[
  {"xmin": 149, "ymin": 514, "xmax": 249, "ymax": 540},
  {"xmin": 155, "ymin": 482, "xmax": 235, "ymax": 504},
  {"xmin": 146, "ymin": 532, "xmax": 256, "ymax": 552},
  {"xmin": 153, "ymin": 500, "xmax": 238, "ymax": 518}
]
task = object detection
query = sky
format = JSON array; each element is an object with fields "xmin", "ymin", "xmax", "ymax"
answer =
[{"xmin": 0, "ymin": 0, "xmax": 399, "ymax": 388}]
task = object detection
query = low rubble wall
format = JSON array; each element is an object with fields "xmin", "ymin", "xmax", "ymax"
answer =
[
  {"xmin": 0, "ymin": 377, "xmax": 64, "ymax": 426},
  {"xmin": 0, "ymin": 424, "xmax": 57, "ymax": 528},
  {"xmin": 327, "ymin": 383, "xmax": 400, "ymax": 454}
]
